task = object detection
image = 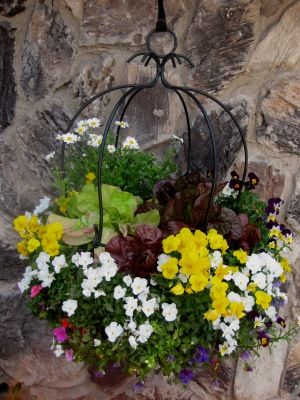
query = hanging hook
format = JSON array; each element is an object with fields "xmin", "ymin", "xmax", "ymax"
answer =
[{"xmin": 156, "ymin": 0, "xmax": 167, "ymax": 32}]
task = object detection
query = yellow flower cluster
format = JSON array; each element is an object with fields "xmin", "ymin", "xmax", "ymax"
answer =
[
  {"xmin": 161, "ymin": 228, "xmax": 229, "ymax": 295},
  {"xmin": 14, "ymin": 215, "xmax": 63, "ymax": 257}
]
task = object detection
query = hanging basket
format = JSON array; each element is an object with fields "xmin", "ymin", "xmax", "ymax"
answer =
[{"xmin": 14, "ymin": 0, "xmax": 297, "ymax": 386}]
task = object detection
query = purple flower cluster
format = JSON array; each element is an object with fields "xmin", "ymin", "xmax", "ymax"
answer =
[{"xmin": 229, "ymin": 171, "xmax": 259, "ymax": 192}]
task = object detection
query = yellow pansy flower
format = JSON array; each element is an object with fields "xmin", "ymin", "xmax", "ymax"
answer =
[
  {"xmin": 17, "ymin": 241, "xmax": 29, "ymax": 256},
  {"xmin": 27, "ymin": 216, "xmax": 40, "ymax": 233},
  {"xmin": 255, "ymin": 291, "xmax": 272, "ymax": 310},
  {"xmin": 170, "ymin": 282, "xmax": 184, "ymax": 295},
  {"xmin": 162, "ymin": 235, "xmax": 180, "ymax": 254},
  {"xmin": 13, "ymin": 215, "xmax": 28, "ymax": 234},
  {"xmin": 204, "ymin": 309, "xmax": 220, "ymax": 321},
  {"xmin": 27, "ymin": 238, "xmax": 40, "ymax": 253},
  {"xmin": 233, "ymin": 249, "xmax": 248, "ymax": 264},
  {"xmin": 212, "ymin": 297, "xmax": 230, "ymax": 315},
  {"xmin": 194, "ymin": 230, "xmax": 208, "ymax": 248},
  {"xmin": 189, "ymin": 274, "xmax": 208, "ymax": 292},
  {"xmin": 228, "ymin": 302, "xmax": 245, "ymax": 319},
  {"xmin": 161, "ymin": 258, "xmax": 178, "ymax": 279},
  {"xmin": 281, "ymin": 258, "xmax": 291, "ymax": 273}
]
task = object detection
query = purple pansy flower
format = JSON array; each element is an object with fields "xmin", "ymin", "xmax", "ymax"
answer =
[
  {"xmin": 194, "ymin": 346, "xmax": 209, "ymax": 363},
  {"xmin": 179, "ymin": 369, "xmax": 194, "ymax": 384}
]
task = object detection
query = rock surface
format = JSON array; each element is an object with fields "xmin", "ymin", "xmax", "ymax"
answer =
[
  {"xmin": 182, "ymin": 97, "xmax": 249, "ymax": 178},
  {"xmin": 0, "ymin": 0, "xmax": 26, "ymax": 16},
  {"xmin": 257, "ymin": 73, "xmax": 300, "ymax": 154},
  {"xmin": 184, "ymin": 0, "xmax": 256, "ymax": 92},
  {"xmin": 21, "ymin": 1, "xmax": 74, "ymax": 100},
  {"xmin": 80, "ymin": 0, "xmax": 186, "ymax": 47},
  {"xmin": 0, "ymin": 22, "xmax": 16, "ymax": 132}
]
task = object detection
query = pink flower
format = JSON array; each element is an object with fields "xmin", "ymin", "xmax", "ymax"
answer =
[
  {"xmin": 53, "ymin": 327, "xmax": 68, "ymax": 343},
  {"xmin": 30, "ymin": 285, "xmax": 43, "ymax": 298},
  {"xmin": 65, "ymin": 349, "xmax": 74, "ymax": 362}
]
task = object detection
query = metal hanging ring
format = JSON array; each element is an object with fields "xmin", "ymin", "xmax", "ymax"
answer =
[{"xmin": 146, "ymin": 29, "xmax": 177, "ymax": 57}]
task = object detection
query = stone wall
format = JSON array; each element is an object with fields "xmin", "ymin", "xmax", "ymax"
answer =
[{"xmin": 0, "ymin": 0, "xmax": 300, "ymax": 399}]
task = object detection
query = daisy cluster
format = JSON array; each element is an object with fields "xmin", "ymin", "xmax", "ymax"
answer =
[{"xmin": 54, "ymin": 118, "xmax": 139, "ymax": 151}]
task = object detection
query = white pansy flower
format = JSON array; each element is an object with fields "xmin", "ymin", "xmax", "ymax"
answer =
[
  {"xmin": 157, "ymin": 254, "xmax": 171, "ymax": 272},
  {"xmin": 113, "ymin": 285, "xmax": 126, "ymax": 300},
  {"xmin": 209, "ymin": 251, "xmax": 223, "ymax": 269},
  {"xmin": 124, "ymin": 297, "xmax": 138, "ymax": 317},
  {"xmin": 62, "ymin": 299, "xmax": 78, "ymax": 316},
  {"xmin": 161, "ymin": 303, "xmax": 178, "ymax": 322},
  {"xmin": 129, "ymin": 335, "xmax": 138, "ymax": 349},
  {"xmin": 127, "ymin": 320, "xmax": 137, "ymax": 332},
  {"xmin": 141, "ymin": 298, "xmax": 157, "ymax": 317},
  {"xmin": 99, "ymin": 261, "xmax": 118, "ymax": 281},
  {"xmin": 115, "ymin": 120, "xmax": 129, "ymax": 128},
  {"xmin": 87, "ymin": 117, "xmax": 101, "ymax": 128},
  {"xmin": 54, "ymin": 344, "xmax": 64, "ymax": 357},
  {"xmin": 137, "ymin": 287, "xmax": 149, "ymax": 302},
  {"xmin": 94, "ymin": 339, "xmax": 101, "ymax": 347},
  {"xmin": 123, "ymin": 275, "xmax": 133, "ymax": 287},
  {"xmin": 33, "ymin": 196, "xmax": 51, "ymax": 215},
  {"xmin": 18, "ymin": 266, "xmax": 38, "ymax": 292},
  {"xmin": 254, "ymin": 316, "xmax": 264, "ymax": 328},
  {"xmin": 265, "ymin": 305, "xmax": 277, "ymax": 321},
  {"xmin": 150, "ymin": 277, "xmax": 157, "ymax": 286},
  {"xmin": 77, "ymin": 252, "xmax": 94, "ymax": 269},
  {"xmin": 241, "ymin": 294, "xmax": 255, "ymax": 312},
  {"xmin": 107, "ymin": 145, "xmax": 116, "ymax": 153},
  {"xmin": 71, "ymin": 252, "xmax": 81, "ymax": 267},
  {"xmin": 232, "ymin": 272, "xmax": 249, "ymax": 291},
  {"xmin": 61, "ymin": 132, "xmax": 79, "ymax": 144},
  {"xmin": 178, "ymin": 273, "xmax": 188, "ymax": 283},
  {"xmin": 227, "ymin": 292, "xmax": 242, "ymax": 303},
  {"xmin": 39, "ymin": 269, "xmax": 55, "ymax": 288},
  {"xmin": 220, "ymin": 183, "xmax": 238, "ymax": 198},
  {"xmin": 131, "ymin": 277, "xmax": 148, "ymax": 295},
  {"xmin": 36, "ymin": 252, "xmax": 50, "ymax": 269},
  {"xmin": 136, "ymin": 321, "xmax": 153, "ymax": 343},
  {"xmin": 122, "ymin": 136, "xmax": 139, "ymax": 150},
  {"xmin": 105, "ymin": 322, "xmax": 124, "ymax": 342},
  {"xmin": 252, "ymin": 272, "xmax": 267, "ymax": 290},
  {"xmin": 94, "ymin": 289, "xmax": 106, "ymax": 298},
  {"xmin": 45, "ymin": 151, "xmax": 55, "ymax": 161},
  {"xmin": 246, "ymin": 254, "xmax": 263, "ymax": 274},
  {"xmin": 52, "ymin": 254, "xmax": 67, "ymax": 273}
]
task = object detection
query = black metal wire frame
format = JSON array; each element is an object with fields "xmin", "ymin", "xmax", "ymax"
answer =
[{"xmin": 60, "ymin": 15, "xmax": 248, "ymax": 249}]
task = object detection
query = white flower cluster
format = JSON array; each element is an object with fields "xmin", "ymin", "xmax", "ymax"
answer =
[
  {"xmin": 18, "ymin": 252, "xmax": 69, "ymax": 292},
  {"xmin": 77, "ymin": 252, "xmax": 118, "ymax": 297},
  {"xmin": 215, "ymin": 251, "xmax": 285, "ymax": 355},
  {"xmin": 56, "ymin": 118, "xmax": 102, "ymax": 145},
  {"xmin": 103, "ymin": 274, "xmax": 178, "ymax": 346}
]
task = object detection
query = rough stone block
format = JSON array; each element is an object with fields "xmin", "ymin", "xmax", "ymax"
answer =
[
  {"xmin": 257, "ymin": 73, "xmax": 300, "ymax": 155},
  {"xmin": 0, "ymin": 22, "xmax": 16, "ymax": 132},
  {"xmin": 21, "ymin": 2, "xmax": 74, "ymax": 99}
]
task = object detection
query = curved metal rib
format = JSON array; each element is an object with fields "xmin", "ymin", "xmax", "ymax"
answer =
[
  {"xmin": 115, "ymin": 88, "xmax": 144, "ymax": 148},
  {"xmin": 183, "ymin": 87, "xmax": 247, "ymax": 183},
  {"xmin": 172, "ymin": 89, "xmax": 192, "ymax": 173},
  {"xmin": 176, "ymin": 88, "xmax": 218, "ymax": 232},
  {"xmin": 161, "ymin": 75, "xmax": 218, "ymax": 231}
]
